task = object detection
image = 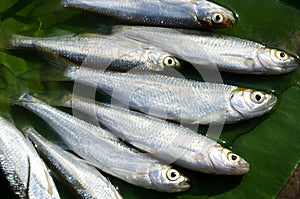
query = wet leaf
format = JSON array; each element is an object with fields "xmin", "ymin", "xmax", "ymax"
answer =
[{"xmin": 0, "ymin": 0, "xmax": 299, "ymax": 198}]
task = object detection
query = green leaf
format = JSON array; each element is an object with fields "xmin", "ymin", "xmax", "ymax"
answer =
[
  {"xmin": 0, "ymin": 0, "xmax": 300, "ymax": 198},
  {"xmin": 0, "ymin": 0, "xmax": 19, "ymax": 13}
]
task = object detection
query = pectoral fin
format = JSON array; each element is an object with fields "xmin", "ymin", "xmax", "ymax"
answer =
[{"xmin": 192, "ymin": 109, "xmax": 227, "ymax": 125}]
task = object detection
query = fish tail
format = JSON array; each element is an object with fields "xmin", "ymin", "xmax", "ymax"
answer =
[
  {"xmin": 9, "ymin": 35, "xmax": 35, "ymax": 49},
  {"xmin": 17, "ymin": 92, "xmax": 66, "ymax": 107},
  {"xmin": 19, "ymin": 45, "xmax": 76, "ymax": 82},
  {"xmin": 0, "ymin": 28, "xmax": 15, "ymax": 50},
  {"xmin": 61, "ymin": 93, "xmax": 73, "ymax": 107},
  {"xmin": 19, "ymin": 63, "xmax": 71, "ymax": 82},
  {"xmin": 0, "ymin": 64, "xmax": 31, "ymax": 104},
  {"xmin": 18, "ymin": 93, "xmax": 41, "ymax": 104}
]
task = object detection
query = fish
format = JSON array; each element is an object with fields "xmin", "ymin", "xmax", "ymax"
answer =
[
  {"xmin": 10, "ymin": 34, "xmax": 181, "ymax": 72},
  {"xmin": 23, "ymin": 127, "xmax": 123, "ymax": 199},
  {"xmin": 64, "ymin": 95, "xmax": 250, "ymax": 175},
  {"xmin": 18, "ymin": 93, "xmax": 190, "ymax": 193},
  {"xmin": 0, "ymin": 116, "xmax": 60, "ymax": 199},
  {"xmin": 62, "ymin": 0, "xmax": 236, "ymax": 29},
  {"xmin": 49, "ymin": 64, "xmax": 277, "ymax": 124},
  {"xmin": 116, "ymin": 26, "xmax": 300, "ymax": 74}
]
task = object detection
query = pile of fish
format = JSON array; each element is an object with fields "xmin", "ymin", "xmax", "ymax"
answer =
[{"xmin": 1, "ymin": 0, "xmax": 299, "ymax": 198}]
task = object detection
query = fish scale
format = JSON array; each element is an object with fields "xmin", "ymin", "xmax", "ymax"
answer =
[
  {"xmin": 66, "ymin": 67, "xmax": 238, "ymax": 123},
  {"xmin": 62, "ymin": 0, "xmax": 235, "ymax": 28},
  {"xmin": 65, "ymin": 95, "xmax": 250, "ymax": 174},
  {"xmin": 19, "ymin": 94, "xmax": 190, "ymax": 193},
  {"xmin": 24, "ymin": 127, "xmax": 123, "ymax": 199},
  {"xmin": 0, "ymin": 116, "xmax": 60, "ymax": 199},
  {"xmin": 117, "ymin": 26, "xmax": 299, "ymax": 74},
  {"xmin": 64, "ymin": 66, "xmax": 277, "ymax": 124},
  {"xmin": 10, "ymin": 34, "xmax": 180, "ymax": 71}
]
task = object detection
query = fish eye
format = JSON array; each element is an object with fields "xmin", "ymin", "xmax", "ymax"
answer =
[
  {"xmin": 212, "ymin": 13, "xmax": 224, "ymax": 24},
  {"xmin": 275, "ymin": 50, "xmax": 288, "ymax": 61},
  {"xmin": 250, "ymin": 91, "xmax": 265, "ymax": 104},
  {"xmin": 163, "ymin": 56, "xmax": 177, "ymax": 67},
  {"xmin": 227, "ymin": 152, "xmax": 240, "ymax": 164},
  {"xmin": 166, "ymin": 169, "xmax": 180, "ymax": 181}
]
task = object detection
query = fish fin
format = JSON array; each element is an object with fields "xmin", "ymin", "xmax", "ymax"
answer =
[
  {"xmin": 111, "ymin": 25, "xmax": 136, "ymax": 35},
  {"xmin": 41, "ymin": 162, "xmax": 55, "ymax": 196},
  {"xmin": 23, "ymin": 122, "xmax": 71, "ymax": 151},
  {"xmin": 125, "ymin": 140, "xmax": 157, "ymax": 154},
  {"xmin": 18, "ymin": 44, "xmax": 76, "ymax": 82},
  {"xmin": 0, "ymin": 28, "xmax": 16, "ymax": 50},
  {"xmin": 0, "ymin": 64, "xmax": 30, "ymax": 104},
  {"xmin": 81, "ymin": 157, "xmax": 140, "ymax": 180},
  {"xmin": 191, "ymin": 109, "xmax": 227, "ymax": 125},
  {"xmin": 9, "ymin": 35, "xmax": 34, "ymax": 49},
  {"xmin": 25, "ymin": 156, "xmax": 31, "ymax": 199},
  {"xmin": 27, "ymin": 130, "xmax": 56, "ymax": 197},
  {"xmin": 60, "ymin": 93, "xmax": 73, "ymax": 108}
]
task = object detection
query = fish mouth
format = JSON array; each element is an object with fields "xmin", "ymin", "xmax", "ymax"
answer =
[
  {"xmin": 233, "ymin": 161, "xmax": 250, "ymax": 175},
  {"xmin": 221, "ymin": 18, "xmax": 235, "ymax": 28},
  {"xmin": 166, "ymin": 178, "xmax": 190, "ymax": 192},
  {"xmin": 267, "ymin": 95, "xmax": 277, "ymax": 110},
  {"xmin": 178, "ymin": 179, "xmax": 191, "ymax": 190}
]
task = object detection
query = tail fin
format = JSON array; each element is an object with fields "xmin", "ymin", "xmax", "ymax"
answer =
[
  {"xmin": 18, "ymin": 45, "xmax": 77, "ymax": 82},
  {"xmin": 0, "ymin": 28, "xmax": 14, "ymax": 50},
  {"xmin": 8, "ymin": 35, "xmax": 35, "ymax": 49},
  {"xmin": 0, "ymin": 65, "xmax": 31, "ymax": 104},
  {"xmin": 19, "ymin": 64, "xmax": 71, "ymax": 82}
]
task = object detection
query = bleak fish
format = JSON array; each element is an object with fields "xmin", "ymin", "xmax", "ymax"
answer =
[
  {"xmin": 0, "ymin": 116, "xmax": 60, "ymax": 199},
  {"xmin": 62, "ymin": 0, "xmax": 236, "ymax": 29},
  {"xmin": 64, "ymin": 95, "xmax": 250, "ymax": 175},
  {"xmin": 117, "ymin": 26, "xmax": 299, "ymax": 74},
  {"xmin": 10, "ymin": 34, "xmax": 181, "ymax": 72},
  {"xmin": 18, "ymin": 94, "xmax": 190, "ymax": 193},
  {"xmin": 24, "ymin": 127, "xmax": 123, "ymax": 199},
  {"xmin": 55, "ymin": 65, "xmax": 277, "ymax": 124}
]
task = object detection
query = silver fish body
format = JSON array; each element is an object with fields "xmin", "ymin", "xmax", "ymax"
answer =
[
  {"xmin": 65, "ymin": 95, "xmax": 250, "ymax": 175},
  {"xmin": 62, "ymin": 0, "xmax": 235, "ymax": 29},
  {"xmin": 24, "ymin": 127, "xmax": 123, "ymax": 199},
  {"xmin": 18, "ymin": 94, "xmax": 190, "ymax": 193},
  {"xmin": 117, "ymin": 26, "xmax": 299, "ymax": 74},
  {"xmin": 65, "ymin": 67, "xmax": 277, "ymax": 124},
  {"xmin": 10, "ymin": 34, "xmax": 180, "ymax": 72},
  {"xmin": 0, "ymin": 116, "xmax": 60, "ymax": 199}
]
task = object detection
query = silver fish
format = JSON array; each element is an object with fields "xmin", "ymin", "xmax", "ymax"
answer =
[
  {"xmin": 62, "ymin": 0, "xmax": 236, "ymax": 29},
  {"xmin": 62, "ymin": 66, "xmax": 277, "ymax": 124},
  {"xmin": 24, "ymin": 127, "xmax": 123, "ymax": 199},
  {"xmin": 64, "ymin": 95, "xmax": 250, "ymax": 175},
  {"xmin": 10, "ymin": 34, "xmax": 181, "ymax": 72},
  {"xmin": 0, "ymin": 116, "xmax": 60, "ymax": 199},
  {"xmin": 116, "ymin": 26, "xmax": 299, "ymax": 74},
  {"xmin": 18, "ymin": 94, "xmax": 190, "ymax": 193}
]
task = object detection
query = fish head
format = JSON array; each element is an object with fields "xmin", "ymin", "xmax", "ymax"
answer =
[
  {"xmin": 256, "ymin": 47, "xmax": 299, "ymax": 74},
  {"xmin": 147, "ymin": 48, "xmax": 181, "ymax": 70},
  {"xmin": 149, "ymin": 163, "xmax": 190, "ymax": 192},
  {"xmin": 195, "ymin": 1, "xmax": 236, "ymax": 28},
  {"xmin": 228, "ymin": 88, "xmax": 277, "ymax": 121},
  {"xmin": 207, "ymin": 144, "xmax": 250, "ymax": 175}
]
